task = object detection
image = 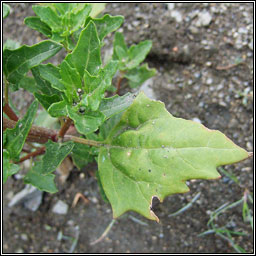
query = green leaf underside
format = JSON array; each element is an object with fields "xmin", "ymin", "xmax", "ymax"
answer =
[
  {"xmin": 3, "ymin": 151, "xmax": 20, "ymax": 183},
  {"xmin": 24, "ymin": 141, "xmax": 74, "ymax": 193},
  {"xmin": 3, "ymin": 41, "xmax": 62, "ymax": 86},
  {"xmin": 98, "ymin": 92, "xmax": 249, "ymax": 221},
  {"xmin": 4, "ymin": 100, "xmax": 38, "ymax": 160}
]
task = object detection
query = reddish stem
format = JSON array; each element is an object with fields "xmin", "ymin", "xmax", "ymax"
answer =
[
  {"xmin": 58, "ymin": 117, "xmax": 73, "ymax": 138},
  {"xmin": 115, "ymin": 76, "xmax": 124, "ymax": 96},
  {"xmin": 17, "ymin": 147, "xmax": 46, "ymax": 163},
  {"xmin": 4, "ymin": 117, "xmax": 58, "ymax": 144},
  {"xmin": 3, "ymin": 103, "xmax": 19, "ymax": 121}
]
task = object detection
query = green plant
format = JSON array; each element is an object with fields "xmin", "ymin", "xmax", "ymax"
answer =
[{"xmin": 3, "ymin": 3, "xmax": 251, "ymax": 223}]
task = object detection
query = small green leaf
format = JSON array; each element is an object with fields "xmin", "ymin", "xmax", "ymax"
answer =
[
  {"xmin": 34, "ymin": 93, "xmax": 61, "ymax": 111},
  {"xmin": 65, "ymin": 21, "xmax": 101, "ymax": 77},
  {"xmin": 113, "ymin": 32, "xmax": 128, "ymax": 62},
  {"xmin": 125, "ymin": 64, "xmax": 156, "ymax": 88},
  {"xmin": 69, "ymin": 4, "xmax": 92, "ymax": 34},
  {"xmin": 24, "ymin": 140, "xmax": 74, "ymax": 193},
  {"xmin": 24, "ymin": 168, "xmax": 57, "ymax": 193},
  {"xmin": 98, "ymin": 92, "xmax": 249, "ymax": 221},
  {"xmin": 67, "ymin": 105, "xmax": 105, "ymax": 135},
  {"xmin": 24, "ymin": 16, "xmax": 52, "ymax": 37},
  {"xmin": 53, "ymin": 3, "xmax": 76, "ymax": 15},
  {"xmin": 31, "ymin": 66, "xmax": 62, "ymax": 95},
  {"xmin": 3, "ymin": 3, "xmax": 10, "ymax": 19},
  {"xmin": 126, "ymin": 40, "xmax": 152, "ymax": 69},
  {"xmin": 85, "ymin": 14, "xmax": 124, "ymax": 42},
  {"xmin": 3, "ymin": 41, "xmax": 62, "ymax": 87},
  {"xmin": 4, "ymin": 100, "xmax": 38, "ymax": 160},
  {"xmin": 99, "ymin": 92, "xmax": 135, "ymax": 119},
  {"xmin": 48, "ymin": 100, "xmax": 68, "ymax": 117},
  {"xmin": 3, "ymin": 151, "xmax": 20, "ymax": 183},
  {"xmin": 37, "ymin": 64, "xmax": 65, "ymax": 92},
  {"xmin": 32, "ymin": 5, "xmax": 62, "ymax": 33},
  {"xmin": 18, "ymin": 76, "xmax": 38, "ymax": 93},
  {"xmin": 60, "ymin": 60, "xmax": 81, "ymax": 102},
  {"xmin": 41, "ymin": 140, "xmax": 75, "ymax": 175},
  {"xmin": 71, "ymin": 142, "xmax": 94, "ymax": 170},
  {"xmin": 83, "ymin": 60, "xmax": 118, "ymax": 111}
]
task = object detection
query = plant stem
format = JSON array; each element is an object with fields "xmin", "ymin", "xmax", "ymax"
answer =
[
  {"xmin": 4, "ymin": 118, "xmax": 101, "ymax": 148},
  {"xmin": 17, "ymin": 146, "xmax": 46, "ymax": 163},
  {"xmin": 63, "ymin": 135, "xmax": 102, "ymax": 147},
  {"xmin": 58, "ymin": 117, "xmax": 73, "ymax": 138},
  {"xmin": 4, "ymin": 117, "xmax": 58, "ymax": 143},
  {"xmin": 3, "ymin": 104, "xmax": 19, "ymax": 121},
  {"xmin": 4, "ymin": 77, "xmax": 9, "ymax": 104},
  {"xmin": 115, "ymin": 71, "xmax": 125, "ymax": 95}
]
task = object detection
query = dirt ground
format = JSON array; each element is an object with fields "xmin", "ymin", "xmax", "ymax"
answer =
[{"xmin": 3, "ymin": 3, "xmax": 254, "ymax": 253}]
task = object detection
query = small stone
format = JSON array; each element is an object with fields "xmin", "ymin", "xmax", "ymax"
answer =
[
  {"xmin": 170, "ymin": 10, "xmax": 183, "ymax": 23},
  {"xmin": 248, "ymin": 39, "xmax": 253, "ymax": 50},
  {"xmin": 246, "ymin": 141, "xmax": 253, "ymax": 151},
  {"xmin": 52, "ymin": 200, "xmax": 68, "ymax": 215},
  {"xmin": 192, "ymin": 117, "xmax": 202, "ymax": 124},
  {"xmin": 206, "ymin": 77, "xmax": 213, "ymax": 84},
  {"xmin": 91, "ymin": 197, "xmax": 98, "ymax": 204},
  {"xmin": 195, "ymin": 11, "xmax": 212, "ymax": 27},
  {"xmin": 167, "ymin": 3, "xmax": 175, "ymax": 10},
  {"xmin": 189, "ymin": 26, "xmax": 199, "ymax": 34},
  {"xmin": 20, "ymin": 233, "xmax": 28, "ymax": 241}
]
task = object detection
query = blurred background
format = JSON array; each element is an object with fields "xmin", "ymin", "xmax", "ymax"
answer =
[{"xmin": 3, "ymin": 3, "xmax": 253, "ymax": 253}]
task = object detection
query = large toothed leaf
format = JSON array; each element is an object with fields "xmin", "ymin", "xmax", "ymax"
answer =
[
  {"xmin": 4, "ymin": 100, "xmax": 38, "ymax": 161},
  {"xmin": 65, "ymin": 21, "xmax": 101, "ymax": 77},
  {"xmin": 85, "ymin": 14, "xmax": 124, "ymax": 41},
  {"xmin": 98, "ymin": 92, "xmax": 249, "ymax": 221},
  {"xmin": 24, "ymin": 140, "xmax": 74, "ymax": 193},
  {"xmin": 83, "ymin": 60, "xmax": 118, "ymax": 111},
  {"xmin": 67, "ymin": 105, "xmax": 105, "ymax": 135},
  {"xmin": 3, "ymin": 41, "xmax": 62, "ymax": 87},
  {"xmin": 3, "ymin": 151, "xmax": 20, "ymax": 183},
  {"xmin": 24, "ymin": 16, "xmax": 52, "ymax": 37},
  {"xmin": 125, "ymin": 64, "xmax": 156, "ymax": 88}
]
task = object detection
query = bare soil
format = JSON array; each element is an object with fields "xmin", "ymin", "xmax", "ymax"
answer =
[{"xmin": 3, "ymin": 3, "xmax": 253, "ymax": 253}]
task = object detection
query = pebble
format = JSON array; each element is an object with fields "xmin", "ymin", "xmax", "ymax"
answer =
[
  {"xmin": 192, "ymin": 117, "xmax": 202, "ymax": 124},
  {"xmin": 15, "ymin": 248, "xmax": 24, "ymax": 253},
  {"xmin": 8, "ymin": 185, "xmax": 43, "ymax": 211},
  {"xmin": 170, "ymin": 10, "xmax": 183, "ymax": 23},
  {"xmin": 52, "ymin": 200, "xmax": 69, "ymax": 215},
  {"xmin": 20, "ymin": 233, "xmax": 28, "ymax": 241},
  {"xmin": 195, "ymin": 11, "xmax": 212, "ymax": 27},
  {"xmin": 167, "ymin": 3, "xmax": 175, "ymax": 10}
]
